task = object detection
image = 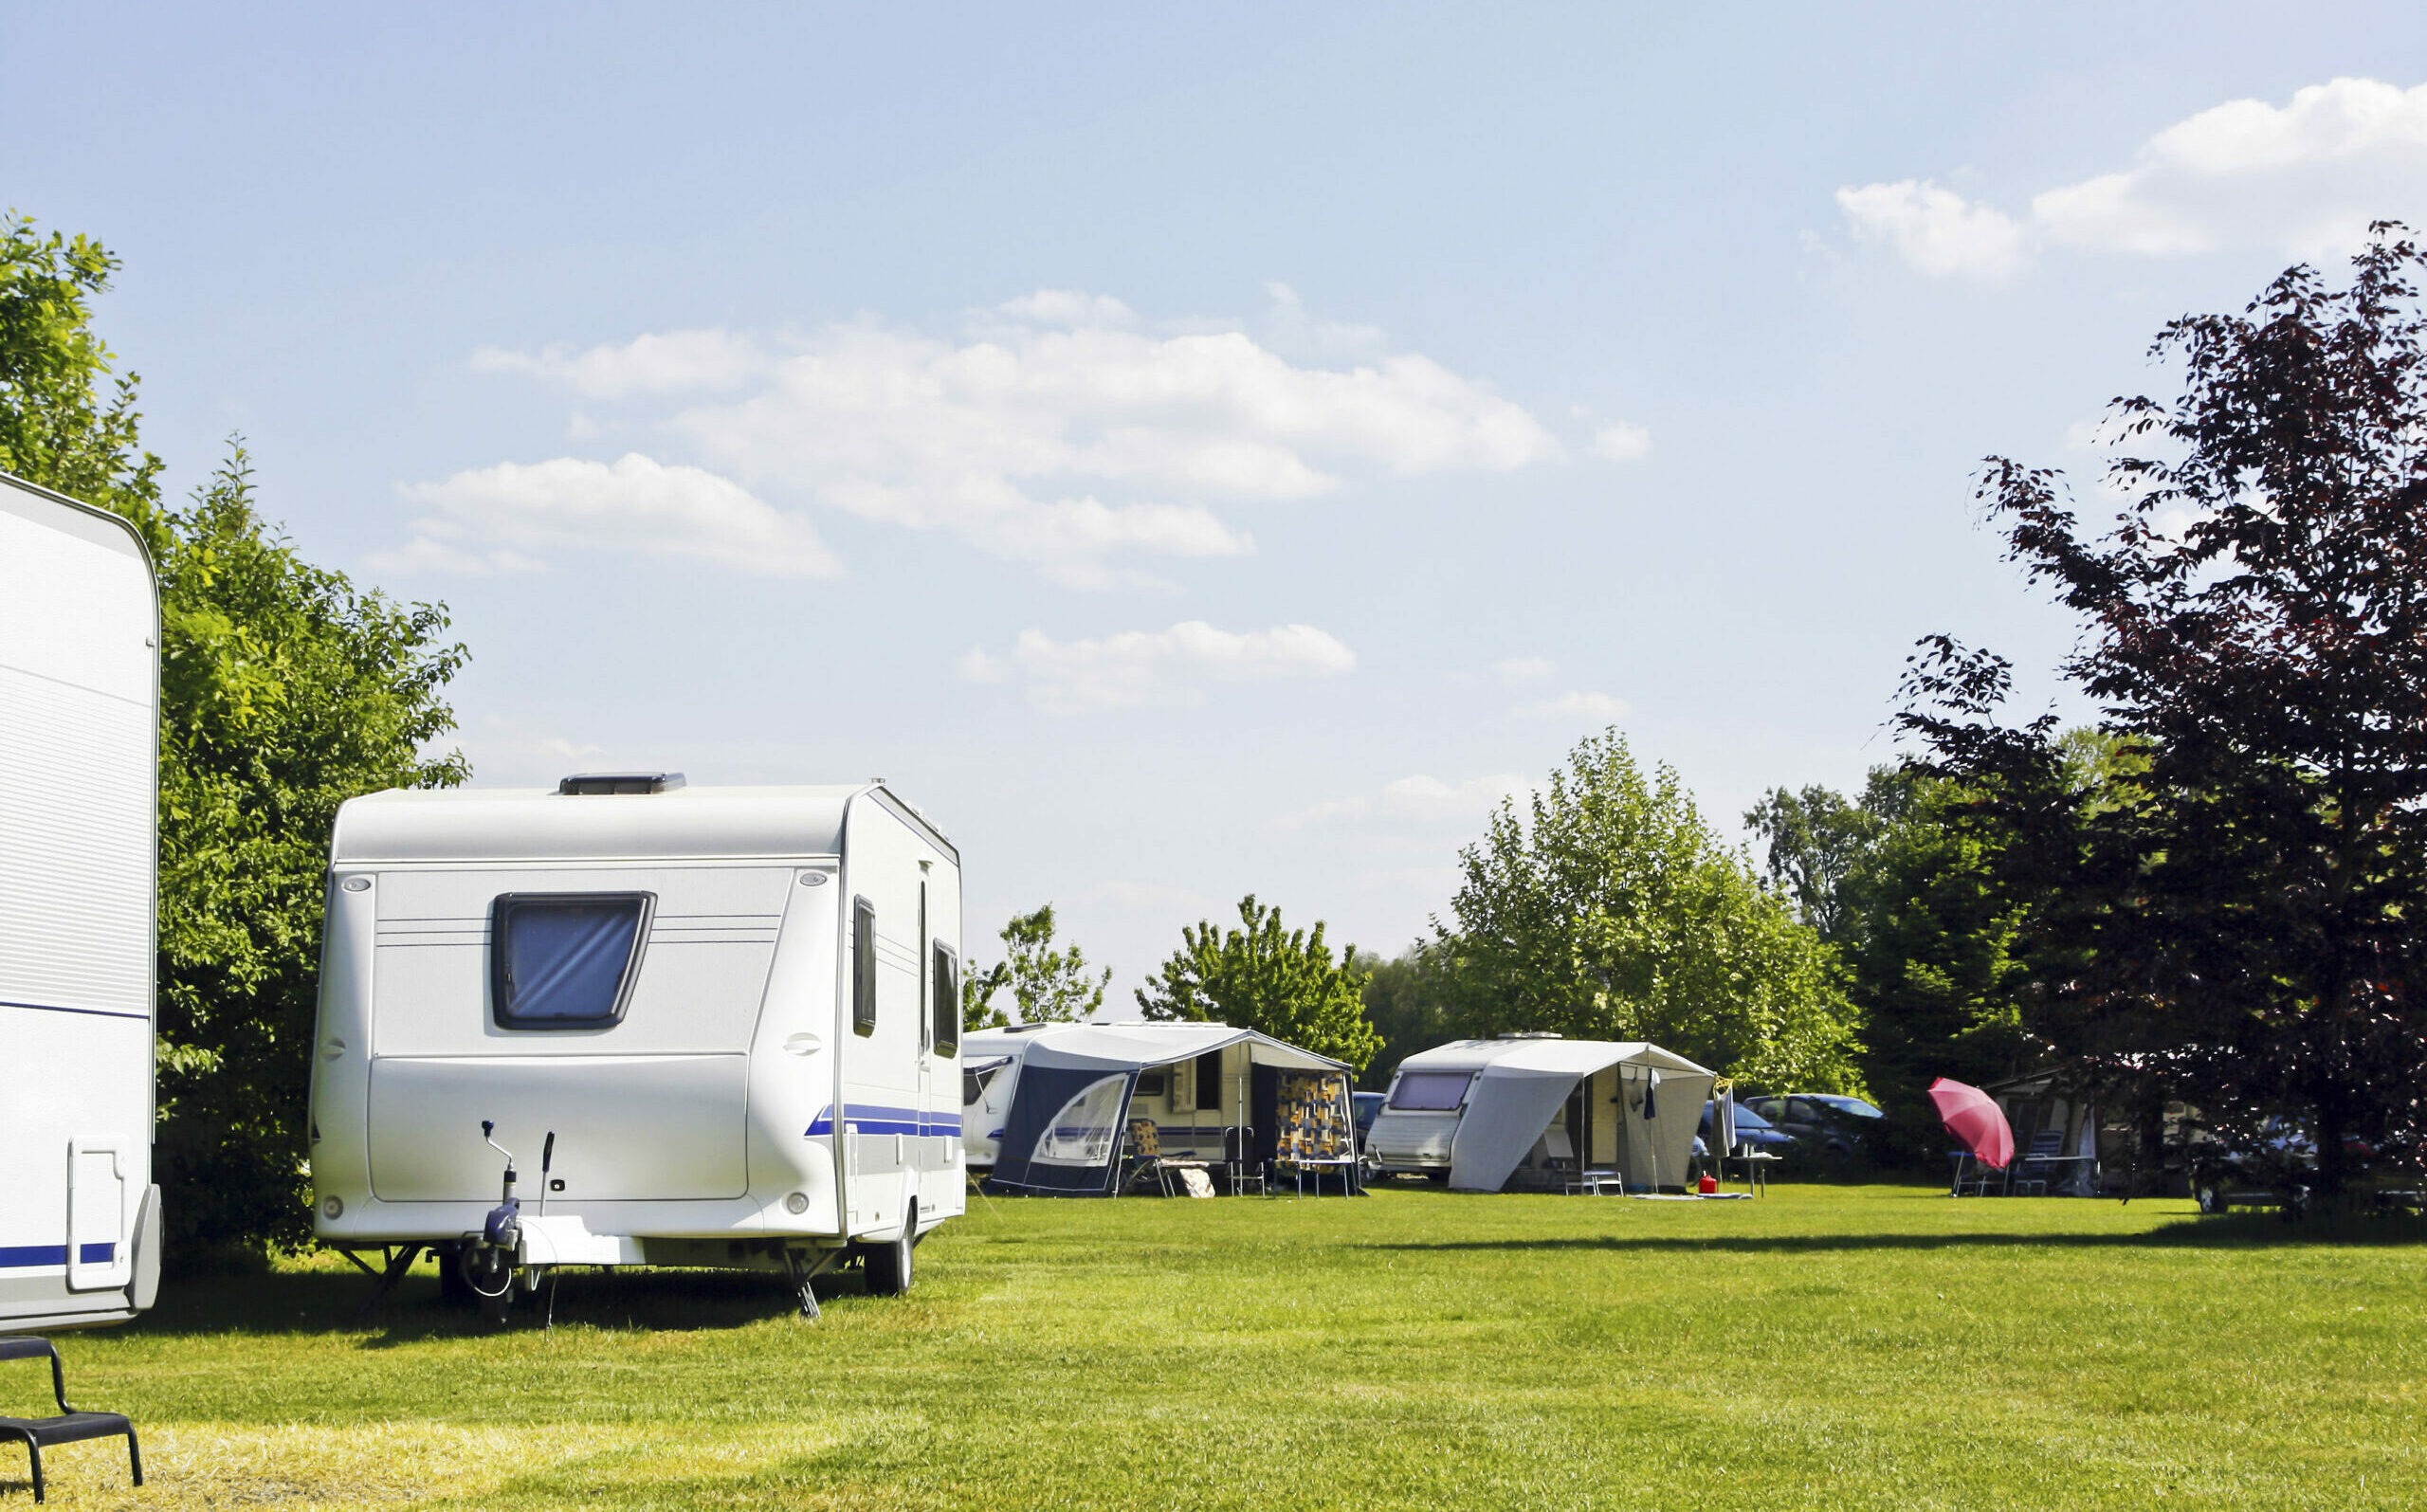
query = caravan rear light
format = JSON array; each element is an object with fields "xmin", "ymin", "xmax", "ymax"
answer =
[
  {"xmin": 320, "ymin": 1195, "xmax": 343, "ymax": 1220},
  {"xmin": 785, "ymin": 1192, "xmax": 810, "ymax": 1215}
]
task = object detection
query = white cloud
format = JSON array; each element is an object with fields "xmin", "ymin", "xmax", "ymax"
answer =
[
  {"xmin": 957, "ymin": 620, "xmax": 1356, "ymax": 714},
  {"xmin": 1841, "ymin": 78, "xmax": 2427, "ymax": 278},
  {"xmin": 1834, "ymin": 180, "xmax": 2031, "ymax": 282},
  {"xmin": 471, "ymin": 328, "xmax": 767, "ymax": 398},
  {"xmin": 1516, "ymin": 690, "xmax": 1630, "ymax": 720},
  {"xmin": 1589, "ymin": 421, "xmax": 1653, "ymax": 462},
  {"xmin": 467, "ymin": 290, "xmax": 1560, "ymax": 586},
  {"xmin": 383, "ymin": 453, "xmax": 840, "ymax": 579},
  {"xmin": 1492, "ymin": 656, "xmax": 1555, "ymax": 685},
  {"xmin": 1288, "ymin": 772, "xmax": 1529, "ymax": 829}
]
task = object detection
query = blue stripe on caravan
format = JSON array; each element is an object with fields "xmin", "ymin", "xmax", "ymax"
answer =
[
  {"xmin": 0, "ymin": 1245, "xmax": 67, "ymax": 1268},
  {"xmin": 804, "ymin": 1105, "xmax": 961, "ymax": 1138},
  {"xmin": 0, "ymin": 998, "xmax": 149, "ymax": 1023},
  {"xmin": 0, "ymin": 1243, "xmax": 117, "ymax": 1270}
]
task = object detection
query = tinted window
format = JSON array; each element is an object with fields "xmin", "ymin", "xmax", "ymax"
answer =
[
  {"xmin": 490, "ymin": 893, "xmax": 651, "ymax": 1029},
  {"xmin": 1136, "ymin": 1068, "xmax": 1168, "ymax": 1099},
  {"xmin": 1387, "ymin": 1070, "xmax": 1472, "ymax": 1111},
  {"xmin": 961, "ymin": 1066, "xmax": 997, "ymax": 1104},
  {"xmin": 933, "ymin": 942, "xmax": 960, "ymax": 1056},
  {"xmin": 851, "ymin": 897, "xmax": 877, "ymax": 1037}
]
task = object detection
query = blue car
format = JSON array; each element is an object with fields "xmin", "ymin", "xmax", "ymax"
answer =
[{"xmin": 1699, "ymin": 1099, "xmax": 1796, "ymax": 1157}]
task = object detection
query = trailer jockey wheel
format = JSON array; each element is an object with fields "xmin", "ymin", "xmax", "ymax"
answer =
[
  {"xmin": 438, "ymin": 1243, "xmax": 476, "ymax": 1306},
  {"xmin": 864, "ymin": 1209, "xmax": 915, "ymax": 1297}
]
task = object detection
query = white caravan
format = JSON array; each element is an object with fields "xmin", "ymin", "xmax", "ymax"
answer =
[
  {"xmin": 0, "ymin": 472, "xmax": 163, "ymax": 1330},
  {"xmin": 1368, "ymin": 1036, "xmax": 1715, "ymax": 1193},
  {"xmin": 309, "ymin": 776, "xmax": 965, "ymax": 1317}
]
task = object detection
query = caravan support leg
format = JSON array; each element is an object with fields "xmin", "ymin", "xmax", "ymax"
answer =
[
  {"xmin": 350, "ymin": 1245, "xmax": 424, "ymax": 1321},
  {"xmin": 786, "ymin": 1249, "xmax": 822, "ymax": 1321}
]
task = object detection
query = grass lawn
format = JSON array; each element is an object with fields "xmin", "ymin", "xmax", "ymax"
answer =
[{"xmin": 7, "ymin": 1184, "xmax": 2422, "ymax": 1509}]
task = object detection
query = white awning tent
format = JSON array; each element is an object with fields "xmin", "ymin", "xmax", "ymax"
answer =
[
  {"xmin": 1385, "ymin": 1037, "xmax": 1715, "ymax": 1192},
  {"xmin": 984, "ymin": 1023, "xmax": 1351, "ymax": 1196},
  {"xmin": 1018, "ymin": 1022, "xmax": 1343, "ymax": 1076}
]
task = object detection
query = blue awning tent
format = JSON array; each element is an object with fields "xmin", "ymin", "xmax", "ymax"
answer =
[{"xmin": 981, "ymin": 1023, "xmax": 1348, "ymax": 1197}]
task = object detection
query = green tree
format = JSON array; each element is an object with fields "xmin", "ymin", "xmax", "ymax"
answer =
[
  {"xmin": 1435, "ymin": 730, "xmax": 1863, "ymax": 1091},
  {"xmin": 1355, "ymin": 945, "xmax": 1458, "ymax": 1090},
  {"xmin": 2, "ymin": 214, "xmax": 467, "ymax": 1258},
  {"xmin": 1744, "ymin": 781, "xmax": 1886, "ymax": 945},
  {"xmin": 1137, "ymin": 896, "xmax": 1382, "ymax": 1072},
  {"xmin": 1903, "ymin": 228, "xmax": 2427, "ymax": 1194},
  {"xmin": 962, "ymin": 903, "xmax": 1109, "ymax": 1029}
]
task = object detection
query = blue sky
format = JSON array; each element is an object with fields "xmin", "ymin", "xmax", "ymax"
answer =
[{"xmin": 10, "ymin": 5, "xmax": 2426, "ymax": 1001}]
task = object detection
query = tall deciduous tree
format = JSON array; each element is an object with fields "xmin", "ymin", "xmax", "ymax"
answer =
[
  {"xmin": 1436, "ymin": 731, "xmax": 1863, "ymax": 1091},
  {"xmin": 1137, "ymin": 895, "xmax": 1381, "ymax": 1072},
  {"xmin": 3, "ymin": 214, "xmax": 467, "ymax": 1256},
  {"xmin": 1902, "ymin": 226, "xmax": 2427, "ymax": 1193},
  {"xmin": 962, "ymin": 903, "xmax": 1110, "ymax": 1029},
  {"xmin": 1355, "ymin": 945, "xmax": 1459, "ymax": 1090}
]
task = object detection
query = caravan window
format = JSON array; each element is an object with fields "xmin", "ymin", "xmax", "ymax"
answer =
[
  {"xmin": 932, "ymin": 942, "xmax": 960, "ymax": 1056},
  {"xmin": 490, "ymin": 893, "xmax": 653, "ymax": 1029},
  {"xmin": 851, "ymin": 897, "xmax": 877, "ymax": 1037},
  {"xmin": 1135, "ymin": 1068, "xmax": 1167, "ymax": 1099},
  {"xmin": 1387, "ymin": 1070, "xmax": 1472, "ymax": 1111}
]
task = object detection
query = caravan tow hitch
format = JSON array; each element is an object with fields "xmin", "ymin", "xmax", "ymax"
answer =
[{"xmin": 464, "ymin": 1120, "xmax": 555, "ymax": 1323}]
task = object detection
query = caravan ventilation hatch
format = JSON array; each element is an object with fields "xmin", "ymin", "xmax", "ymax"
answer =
[{"xmin": 558, "ymin": 772, "xmax": 685, "ymax": 795}]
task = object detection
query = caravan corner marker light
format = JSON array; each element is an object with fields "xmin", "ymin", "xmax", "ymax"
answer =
[
  {"xmin": 786, "ymin": 1192, "xmax": 811, "ymax": 1214},
  {"xmin": 320, "ymin": 1195, "xmax": 343, "ymax": 1220}
]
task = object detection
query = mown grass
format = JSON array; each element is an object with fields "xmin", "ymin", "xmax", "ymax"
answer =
[{"xmin": 6, "ymin": 1184, "xmax": 2422, "ymax": 1509}]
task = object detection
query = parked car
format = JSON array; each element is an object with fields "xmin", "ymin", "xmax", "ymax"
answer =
[
  {"xmin": 1700, "ymin": 1099, "xmax": 1797, "ymax": 1157},
  {"xmin": 1742, "ymin": 1092, "xmax": 1884, "ymax": 1157},
  {"xmin": 1352, "ymin": 1091, "xmax": 1387, "ymax": 1154},
  {"xmin": 2190, "ymin": 1118, "xmax": 2380, "ymax": 1214}
]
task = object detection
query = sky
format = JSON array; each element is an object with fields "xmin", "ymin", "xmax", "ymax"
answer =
[{"xmin": 9, "ymin": 4, "xmax": 2427, "ymax": 1005}]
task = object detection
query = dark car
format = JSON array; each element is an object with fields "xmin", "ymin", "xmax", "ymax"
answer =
[
  {"xmin": 1352, "ymin": 1091, "xmax": 1387, "ymax": 1152},
  {"xmin": 1743, "ymin": 1093, "xmax": 1884, "ymax": 1157},
  {"xmin": 1700, "ymin": 1099, "xmax": 1796, "ymax": 1156}
]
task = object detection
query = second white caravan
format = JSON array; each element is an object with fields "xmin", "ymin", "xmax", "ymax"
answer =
[{"xmin": 309, "ymin": 776, "xmax": 965, "ymax": 1318}]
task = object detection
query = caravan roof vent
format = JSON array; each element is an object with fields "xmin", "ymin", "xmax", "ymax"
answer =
[{"xmin": 558, "ymin": 772, "xmax": 686, "ymax": 795}]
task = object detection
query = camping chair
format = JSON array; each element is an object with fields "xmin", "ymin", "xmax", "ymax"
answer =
[
  {"xmin": 2008, "ymin": 1129, "xmax": 2065, "ymax": 1195},
  {"xmin": 1948, "ymin": 1151, "xmax": 1998, "ymax": 1196},
  {"xmin": 1124, "ymin": 1119, "xmax": 1175, "ymax": 1195},
  {"xmin": 1223, "ymin": 1124, "xmax": 1266, "ymax": 1196},
  {"xmin": 0, "ymin": 1337, "xmax": 141, "ymax": 1504}
]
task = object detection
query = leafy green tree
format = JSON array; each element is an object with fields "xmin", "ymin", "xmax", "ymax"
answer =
[
  {"xmin": 1354, "ymin": 945, "xmax": 1459, "ymax": 1090},
  {"xmin": 3, "ymin": 213, "xmax": 467, "ymax": 1258},
  {"xmin": 1744, "ymin": 781, "xmax": 1886, "ymax": 945},
  {"xmin": 1435, "ymin": 730, "xmax": 1862, "ymax": 1091},
  {"xmin": 1902, "ymin": 227, "xmax": 2427, "ymax": 1194},
  {"xmin": 963, "ymin": 903, "xmax": 1109, "ymax": 1028},
  {"xmin": 1137, "ymin": 896, "xmax": 1382, "ymax": 1072}
]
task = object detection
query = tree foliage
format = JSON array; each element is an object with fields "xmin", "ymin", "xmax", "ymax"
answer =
[
  {"xmin": 1754, "ymin": 767, "xmax": 2035, "ymax": 1164},
  {"xmin": 3, "ymin": 213, "xmax": 468, "ymax": 1256},
  {"xmin": 1435, "ymin": 731, "xmax": 1863, "ymax": 1091},
  {"xmin": 1902, "ymin": 226, "xmax": 2427, "ymax": 1193},
  {"xmin": 961, "ymin": 903, "xmax": 1110, "ymax": 1029},
  {"xmin": 1354, "ymin": 945, "xmax": 1460, "ymax": 1091},
  {"xmin": 1137, "ymin": 895, "xmax": 1381, "ymax": 1072}
]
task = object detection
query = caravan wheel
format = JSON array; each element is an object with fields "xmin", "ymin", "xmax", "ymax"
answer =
[{"xmin": 864, "ymin": 1209, "xmax": 916, "ymax": 1297}]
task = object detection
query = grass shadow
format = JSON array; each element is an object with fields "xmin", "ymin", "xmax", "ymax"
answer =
[
  {"xmin": 1364, "ymin": 1210, "xmax": 2427, "ymax": 1256},
  {"xmin": 127, "ymin": 1264, "xmax": 867, "ymax": 1346}
]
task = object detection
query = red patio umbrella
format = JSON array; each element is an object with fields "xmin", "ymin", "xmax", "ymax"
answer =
[{"xmin": 1927, "ymin": 1077, "xmax": 2015, "ymax": 1169}]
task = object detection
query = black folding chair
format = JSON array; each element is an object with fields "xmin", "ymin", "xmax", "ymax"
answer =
[{"xmin": 0, "ymin": 1336, "xmax": 141, "ymax": 1503}]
